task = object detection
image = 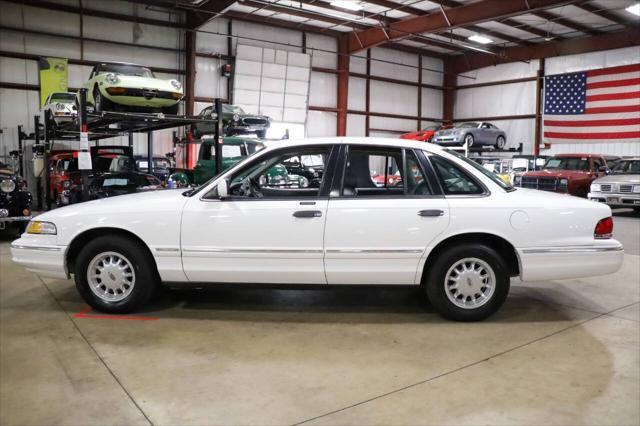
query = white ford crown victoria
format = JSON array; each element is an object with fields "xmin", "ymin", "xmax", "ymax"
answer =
[{"xmin": 11, "ymin": 138, "xmax": 624, "ymax": 321}]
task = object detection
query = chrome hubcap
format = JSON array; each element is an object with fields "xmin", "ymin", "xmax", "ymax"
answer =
[
  {"xmin": 465, "ymin": 135, "xmax": 473, "ymax": 146},
  {"xmin": 497, "ymin": 137, "xmax": 505, "ymax": 148},
  {"xmin": 444, "ymin": 257, "xmax": 495, "ymax": 309},
  {"xmin": 87, "ymin": 251, "xmax": 135, "ymax": 302}
]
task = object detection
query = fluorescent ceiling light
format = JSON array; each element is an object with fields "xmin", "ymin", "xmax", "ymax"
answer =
[
  {"xmin": 331, "ymin": 0, "xmax": 363, "ymax": 11},
  {"xmin": 468, "ymin": 34, "xmax": 493, "ymax": 44},
  {"xmin": 625, "ymin": 3, "xmax": 640, "ymax": 16}
]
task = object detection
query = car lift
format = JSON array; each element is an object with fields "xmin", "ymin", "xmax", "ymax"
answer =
[{"xmin": 17, "ymin": 91, "xmax": 223, "ymax": 210}]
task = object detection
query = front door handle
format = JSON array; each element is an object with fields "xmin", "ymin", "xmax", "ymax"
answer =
[
  {"xmin": 293, "ymin": 210, "xmax": 322, "ymax": 218},
  {"xmin": 418, "ymin": 209, "xmax": 444, "ymax": 217}
]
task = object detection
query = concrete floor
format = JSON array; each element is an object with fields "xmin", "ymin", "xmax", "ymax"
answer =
[{"xmin": 1, "ymin": 211, "xmax": 638, "ymax": 426}]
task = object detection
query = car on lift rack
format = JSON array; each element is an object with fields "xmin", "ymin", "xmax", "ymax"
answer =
[
  {"xmin": 83, "ymin": 62, "xmax": 183, "ymax": 115},
  {"xmin": 10, "ymin": 138, "xmax": 624, "ymax": 322},
  {"xmin": 432, "ymin": 122, "xmax": 507, "ymax": 149},
  {"xmin": 43, "ymin": 92, "xmax": 77, "ymax": 125},
  {"xmin": 0, "ymin": 162, "xmax": 32, "ymax": 234},
  {"xmin": 134, "ymin": 156, "xmax": 171, "ymax": 182},
  {"xmin": 191, "ymin": 104, "xmax": 271, "ymax": 138},
  {"xmin": 401, "ymin": 124, "xmax": 451, "ymax": 143}
]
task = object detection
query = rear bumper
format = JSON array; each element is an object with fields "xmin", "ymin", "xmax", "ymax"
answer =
[
  {"xmin": 517, "ymin": 242, "xmax": 624, "ymax": 282},
  {"xmin": 10, "ymin": 242, "xmax": 69, "ymax": 279}
]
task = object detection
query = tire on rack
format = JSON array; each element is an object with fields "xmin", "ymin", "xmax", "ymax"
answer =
[
  {"xmin": 74, "ymin": 234, "xmax": 159, "ymax": 314},
  {"xmin": 93, "ymin": 86, "xmax": 113, "ymax": 113},
  {"xmin": 495, "ymin": 135, "xmax": 506, "ymax": 149},
  {"xmin": 424, "ymin": 243, "xmax": 510, "ymax": 321},
  {"xmin": 464, "ymin": 133, "xmax": 474, "ymax": 147},
  {"xmin": 163, "ymin": 103, "xmax": 180, "ymax": 115}
]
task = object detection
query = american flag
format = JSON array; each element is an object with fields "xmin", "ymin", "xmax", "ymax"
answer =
[{"xmin": 543, "ymin": 63, "xmax": 640, "ymax": 144}]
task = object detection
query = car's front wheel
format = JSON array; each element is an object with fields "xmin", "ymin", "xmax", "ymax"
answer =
[
  {"xmin": 424, "ymin": 243, "xmax": 510, "ymax": 321},
  {"xmin": 163, "ymin": 104, "xmax": 180, "ymax": 115},
  {"xmin": 74, "ymin": 235, "xmax": 158, "ymax": 313},
  {"xmin": 464, "ymin": 134, "xmax": 474, "ymax": 147},
  {"xmin": 495, "ymin": 135, "xmax": 506, "ymax": 149},
  {"xmin": 93, "ymin": 87, "xmax": 112, "ymax": 113}
]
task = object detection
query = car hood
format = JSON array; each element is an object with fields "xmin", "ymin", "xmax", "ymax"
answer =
[
  {"xmin": 523, "ymin": 169, "xmax": 590, "ymax": 179},
  {"xmin": 35, "ymin": 189, "xmax": 188, "ymax": 223},
  {"xmin": 110, "ymin": 75, "xmax": 181, "ymax": 92},
  {"xmin": 592, "ymin": 174, "xmax": 640, "ymax": 184}
]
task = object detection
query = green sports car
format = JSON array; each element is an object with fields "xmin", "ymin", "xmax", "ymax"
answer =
[{"xmin": 84, "ymin": 62, "xmax": 183, "ymax": 114}]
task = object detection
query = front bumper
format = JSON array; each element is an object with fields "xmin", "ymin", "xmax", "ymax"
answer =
[
  {"xmin": 10, "ymin": 237, "xmax": 69, "ymax": 279},
  {"xmin": 588, "ymin": 192, "xmax": 640, "ymax": 208},
  {"xmin": 432, "ymin": 135, "xmax": 464, "ymax": 145},
  {"xmin": 103, "ymin": 88, "xmax": 182, "ymax": 108},
  {"xmin": 517, "ymin": 241, "xmax": 624, "ymax": 282}
]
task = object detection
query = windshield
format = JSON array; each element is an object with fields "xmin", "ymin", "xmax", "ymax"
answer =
[
  {"xmin": 424, "ymin": 125, "xmax": 439, "ymax": 131},
  {"xmin": 223, "ymin": 104, "xmax": 246, "ymax": 115},
  {"xmin": 457, "ymin": 122, "xmax": 478, "ymax": 129},
  {"xmin": 544, "ymin": 157, "xmax": 590, "ymax": 171},
  {"xmin": 50, "ymin": 93, "xmax": 76, "ymax": 102},
  {"xmin": 99, "ymin": 64, "xmax": 154, "ymax": 78},
  {"xmin": 93, "ymin": 155, "xmax": 134, "ymax": 173},
  {"xmin": 611, "ymin": 160, "xmax": 640, "ymax": 174},
  {"xmin": 445, "ymin": 149, "xmax": 514, "ymax": 191}
]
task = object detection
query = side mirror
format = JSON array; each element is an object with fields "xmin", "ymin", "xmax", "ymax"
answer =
[
  {"xmin": 598, "ymin": 166, "xmax": 609, "ymax": 174},
  {"xmin": 217, "ymin": 178, "xmax": 229, "ymax": 198}
]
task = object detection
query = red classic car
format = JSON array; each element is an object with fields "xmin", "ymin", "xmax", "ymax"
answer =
[
  {"xmin": 515, "ymin": 153, "xmax": 612, "ymax": 197},
  {"xmin": 400, "ymin": 124, "xmax": 451, "ymax": 143},
  {"xmin": 48, "ymin": 151, "xmax": 82, "ymax": 206}
]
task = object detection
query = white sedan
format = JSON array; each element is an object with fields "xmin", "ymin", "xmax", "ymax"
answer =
[{"xmin": 10, "ymin": 138, "xmax": 624, "ymax": 321}]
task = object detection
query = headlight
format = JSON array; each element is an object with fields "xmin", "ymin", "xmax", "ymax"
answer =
[
  {"xmin": 105, "ymin": 73, "xmax": 118, "ymax": 84},
  {"xmin": 171, "ymin": 79, "xmax": 182, "ymax": 90},
  {"xmin": 559, "ymin": 178, "xmax": 568, "ymax": 186},
  {"xmin": 591, "ymin": 184, "xmax": 601, "ymax": 192},
  {"xmin": 26, "ymin": 221, "xmax": 57, "ymax": 235},
  {"xmin": 232, "ymin": 114, "xmax": 240, "ymax": 122},
  {"xmin": 62, "ymin": 180, "xmax": 71, "ymax": 189},
  {"xmin": 0, "ymin": 179, "xmax": 16, "ymax": 193},
  {"xmin": 55, "ymin": 103, "xmax": 65, "ymax": 110},
  {"xmin": 633, "ymin": 185, "xmax": 640, "ymax": 193}
]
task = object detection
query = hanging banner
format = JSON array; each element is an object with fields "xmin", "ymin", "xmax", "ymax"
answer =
[{"xmin": 38, "ymin": 57, "xmax": 68, "ymax": 107}]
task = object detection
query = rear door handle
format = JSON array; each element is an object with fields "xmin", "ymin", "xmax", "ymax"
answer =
[
  {"xmin": 418, "ymin": 209, "xmax": 444, "ymax": 217},
  {"xmin": 293, "ymin": 210, "xmax": 322, "ymax": 218}
]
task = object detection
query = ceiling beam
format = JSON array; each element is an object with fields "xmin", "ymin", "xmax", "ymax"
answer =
[
  {"xmin": 449, "ymin": 27, "xmax": 640, "ymax": 73},
  {"xmin": 347, "ymin": 0, "xmax": 584, "ymax": 53}
]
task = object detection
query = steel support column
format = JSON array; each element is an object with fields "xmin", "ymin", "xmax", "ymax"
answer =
[
  {"xmin": 336, "ymin": 35, "xmax": 349, "ymax": 136},
  {"xmin": 534, "ymin": 58, "xmax": 545, "ymax": 157},
  {"xmin": 442, "ymin": 59, "xmax": 455, "ymax": 125}
]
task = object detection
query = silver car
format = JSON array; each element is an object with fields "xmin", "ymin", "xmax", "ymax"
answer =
[
  {"xmin": 432, "ymin": 121, "xmax": 507, "ymax": 149},
  {"xmin": 588, "ymin": 157, "xmax": 640, "ymax": 211}
]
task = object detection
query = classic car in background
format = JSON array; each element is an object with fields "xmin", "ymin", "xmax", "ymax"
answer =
[
  {"xmin": 589, "ymin": 157, "xmax": 640, "ymax": 211},
  {"xmin": 515, "ymin": 154, "xmax": 610, "ymax": 197},
  {"xmin": 0, "ymin": 162, "xmax": 32, "ymax": 233},
  {"xmin": 432, "ymin": 122, "xmax": 507, "ymax": 149},
  {"xmin": 134, "ymin": 156, "xmax": 171, "ymax": 182},
  {"xmin": 48, "ymin": 146, "xmax": 163, "ymax": 205},
  {"xmin": 401, "ymin": 124, "xmax": 451, "ymax": 142},
  {"xmin": 43, "ymin": 92, "xmax": 77, "ymax": 125},
  {"xmin": 88, "ymin": 172, "xmax": 162, "ymax": 199},
  {"xmin": 84, "ymin": 62, "xmax": 183, "ymax": 114},
  {"xmin": 170, "ymin": 137, "xmax": 266, "ymax": 186},
  {"xmin": 191, "ymin": 104, "xmax": 271, "ymax": 138}
]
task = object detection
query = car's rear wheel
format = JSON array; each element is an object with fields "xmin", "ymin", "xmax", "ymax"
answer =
[
  {"xmin": 495, "ymin": 136, "xmax": 506, "ymax": 149},
  {"xmin": 74, "ymin": 235, "xmax": 158, "ymax": 313},
  {"xmin": 464, "ymin": 134, "xmax": 474, "ymax": 147},
  {"xmin": 424, "ymin": 243, "xmax": 510, "ymax": 321}
]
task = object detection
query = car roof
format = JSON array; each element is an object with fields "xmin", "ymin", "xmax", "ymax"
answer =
[
  {"xmin": 263, "ymin": 137, "xmax": 445, "ymax": 153},
  {"xmin": 553, "ymin": 153, "xmax": 602, "ymax": 158},
  {"xmin": 98, "ymin": 61, "xmax": 146, "ymax": 67}
]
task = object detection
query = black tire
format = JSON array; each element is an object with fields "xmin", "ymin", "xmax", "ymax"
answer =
[
  {"xmin": 495, "ymin": 136, "xmax": 506, "ymax": 149},
  {"xmin": 424, "ymin": 243, "xmax": 510, "ymax": 321},
  {"xmin": 464, "ymin": 133, "xmax": 474, "ymax": 147},
  {"xmin": 163, "ymin": 103, "xmax": 180, "ymax": 115},
  {"xmin": 256, "ymin": 129, "xmax": 267, "ymax": 139},
  {"xmin": 93, "ymin": 86, "xmax": 112, "ymax": 113},
  {"xmin": 74, "ymin": 235, "xmax": 159, "ymax": 314}
]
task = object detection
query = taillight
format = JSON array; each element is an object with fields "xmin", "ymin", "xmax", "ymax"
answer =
[{"xmin": 594, "ymin": 217, "xmax": 613, "ymax": 239}]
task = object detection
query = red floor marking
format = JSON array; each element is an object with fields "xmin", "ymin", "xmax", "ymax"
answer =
[{"xmin": 73, "ymin": 305, "xmax": 159, "ymax": 321}]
